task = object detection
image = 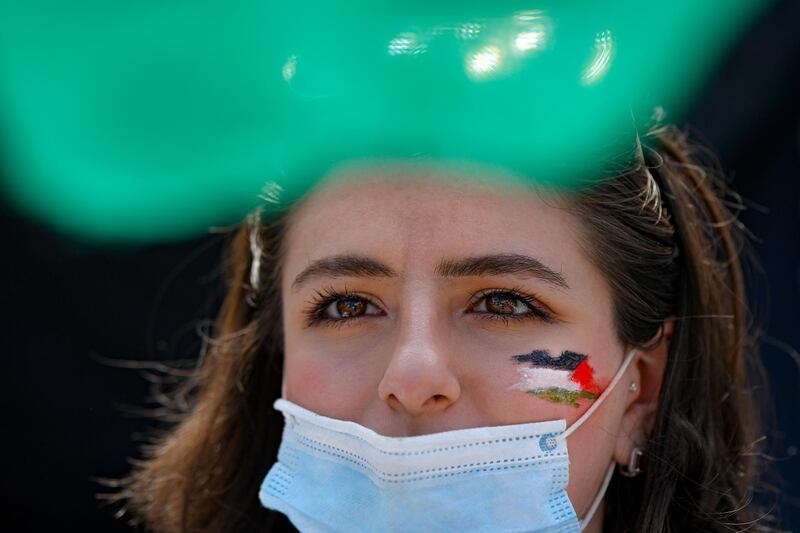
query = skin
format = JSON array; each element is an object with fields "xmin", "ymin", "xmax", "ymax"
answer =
[{"xmin": 280, "ymin": 161, "xmax": 672, "ymax": 531}]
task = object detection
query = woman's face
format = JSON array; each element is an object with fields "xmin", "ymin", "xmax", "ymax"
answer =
[{"xmin": 280, "ymin": 164, "xmax": 642, "ymax": 527}]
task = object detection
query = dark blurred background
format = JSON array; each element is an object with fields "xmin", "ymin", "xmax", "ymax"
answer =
[{"xmin": 1, "ymin": 0, "xmax": 798, "ymax": 530}]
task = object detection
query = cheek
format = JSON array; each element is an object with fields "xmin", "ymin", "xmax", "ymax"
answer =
[
  {"xmin": 283, "ymin": 347, "xmax": 384, "ymax": 419},
  {"xmin": 565, "ymin": 431, "xmax": 608, "ymax": 517},
  {"xmin": 563, "ymin": 388, "xmax": 628, "ymax": 517},
  {"xmin": 282, "ymin": 323, "xmax": 361, "ymax": 415},
  {"xmin": 283, "ymin": 355, "xmax": 335, "ymax": 410}
]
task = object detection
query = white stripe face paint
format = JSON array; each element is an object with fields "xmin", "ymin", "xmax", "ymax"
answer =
[{"xmin": 509, "ymin": 367, "xmax": 580, "ymax": 393}]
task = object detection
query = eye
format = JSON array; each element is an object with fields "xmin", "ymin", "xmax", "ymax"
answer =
[
  {"xmin": 326, "ymin": 295, "xmax": 379, "ymax": 319},
  {"xmin": 302, "ymin": 286, "xmax": 384, "ymax": 328},
  {"xmin": 474, "ymin": 292, "xmax": 531, "ymax": 315},
  {"xmin": 467, "ymin": 289, "xmax": 554, "ymax": 324}
]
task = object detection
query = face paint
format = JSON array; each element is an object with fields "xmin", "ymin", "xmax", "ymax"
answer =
[{"xmin": 510, "ymin": 349, "xmax": 601, "ymax": 407}]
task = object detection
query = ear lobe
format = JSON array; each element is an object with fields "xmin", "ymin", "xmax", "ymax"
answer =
[{"xmin": 614, "ymin": 319, "xmax": 674, "ymax": 466}]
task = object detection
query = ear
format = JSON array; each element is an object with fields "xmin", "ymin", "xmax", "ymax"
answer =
[{"xmin": 614, "ymin": 319, "xmax": 673, "ymax": 469}]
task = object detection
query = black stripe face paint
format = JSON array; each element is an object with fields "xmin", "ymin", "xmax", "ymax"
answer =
[{"xmin": 511, "ymin": 349, "xmax": 587, "ymax": 371}]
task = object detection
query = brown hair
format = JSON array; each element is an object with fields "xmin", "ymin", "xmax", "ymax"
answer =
[
  {"xmin": 105, "ymin": 124, "xmax": 774, "ymax": 532},
  {"xmin": 571, "ymin": 125, "xmax": 769, "ymax": 531}
]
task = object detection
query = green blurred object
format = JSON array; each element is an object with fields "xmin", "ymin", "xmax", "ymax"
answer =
[{"xmin": 0, "ymin": 0, "xmax": 769, "ymax": 241}]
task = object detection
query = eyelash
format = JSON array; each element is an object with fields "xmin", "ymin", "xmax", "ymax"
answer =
[{"xmin": 301, "ymin": 285, "xmax": 555, "ymax": 329}]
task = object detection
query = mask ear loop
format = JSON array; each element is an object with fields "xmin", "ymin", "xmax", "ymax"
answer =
[
  {"xmin": 560, "ymin": 347, "xmax": 637, "ymax": 441},
  {"xmin": 558, "ymin": 347, "xmax": 637, "ymax": 530}
]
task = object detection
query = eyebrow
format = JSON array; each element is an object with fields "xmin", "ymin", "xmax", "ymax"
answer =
[
  {"xmin": 435, "ymin": 253, "xmax": 569, "ymax": 289},
  {"xmin": 291, "ymin": 253, "xmax": 569, "ymax": 291},
  {"xmin": 292, "ymin": 254, "xmax": 397, "ymax": 291}
]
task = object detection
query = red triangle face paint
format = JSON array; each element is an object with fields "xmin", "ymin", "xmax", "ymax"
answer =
[
  {"xmin": 570, "ymin": 358, "xmax": 601, "ymax": 395},
  {"xmin": 510, "ymin": 349, "xmax": 600, "ymax": 407}
]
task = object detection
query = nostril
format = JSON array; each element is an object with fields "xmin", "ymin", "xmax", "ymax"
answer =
[
  {"xmin": 423, "ymin": 394, "xmax": 449, "ymax": 410},
  {"xmin": 385, "ymin": 393, "xmax": 402, "ymax": 411},
  {"xmin": 385, "ymin": 393, "xmax": 452, "ymax": 413}
]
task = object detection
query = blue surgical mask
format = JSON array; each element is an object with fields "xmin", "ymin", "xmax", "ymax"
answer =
[{"xmin": 260, "ymin": 348, "xmax": 637, "ymax": 532}]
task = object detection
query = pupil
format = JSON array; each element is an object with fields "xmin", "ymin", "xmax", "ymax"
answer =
[
  {"xmin": 487, "ymin": 294, "xmax": 514, "ymax": 314},
  {"xmin": 337, "ymin": 297, "xmax": 365, "ymax": 317}
]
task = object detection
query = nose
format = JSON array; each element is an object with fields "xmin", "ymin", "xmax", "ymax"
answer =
[{"xmin": 377, "ymin": 320, "xmax": 461, "ymax": 418}]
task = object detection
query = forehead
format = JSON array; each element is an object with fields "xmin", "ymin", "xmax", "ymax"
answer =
[
  {"xmin": 284, "ymin": 162, "xmax": 584, "ymax": 267},
  {"xmin": 281, "ymin": 162, "xmax": 616, "ymax": 336}
]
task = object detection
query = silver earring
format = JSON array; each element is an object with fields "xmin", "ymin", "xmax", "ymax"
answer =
[
  {"xmin": 619, "ymin": 447, "xmax": 644, "ymax": 477},
  {"xmin": 628, "ymin": 382, "xmax": 638, "ymax": 393}
]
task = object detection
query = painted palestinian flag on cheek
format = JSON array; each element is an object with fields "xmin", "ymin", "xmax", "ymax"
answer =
[{"xmin": 511, "ymin": 349, "xmax": 602, "ymax": 407}]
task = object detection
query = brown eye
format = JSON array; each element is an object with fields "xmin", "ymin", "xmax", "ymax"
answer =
[
  {"xmin": 335, "ymin": 296, "xmax": 366, "ymax": 318},
  {"xmin": 321, "ymin": 294, "xmax": 382, "ymax": 321},
  {"xmin": 303, "ymin": 287, "xmax": 386, "ymax": 328},
  {"xmin": 466, "ymin": 289, "xmax": 556, "ymax": 324},
  {"xmin": 481, "ymin": 292, "xmax": 530, "ymax": 315}
]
